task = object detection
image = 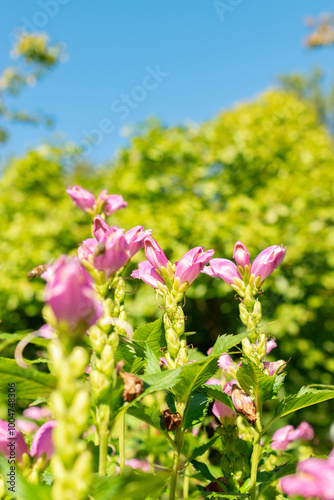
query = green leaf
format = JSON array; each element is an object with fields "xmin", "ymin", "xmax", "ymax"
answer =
[
  {"xmin": 127, "ymin": 404, "xmax": 166, "ymax": 434},
  {"xmin": 141, "ymin": 366, "xmax": 183, "ymax": 395},
  {"xmin": 188, "ymin": 437, "xmax": 218, "ymax": 462},
  {"xmin": 173, "ymin": 357, "xmax": 219, "ymax": 402},
  {"xmin": 258, "ymin": 461, "xmax": 297, "ymax": 494},
  {"xmin": 91, "ymin": 469, "xmax": 170, "ymax": 500},
  {"xmin": 209, "ymin": 331, "xmax": 249, "ymax": 357},
  {"xmin": 269, "ymin": 386, "xmax": 334, "ymax": 426},
  {"xmin": 236, "ymin": 358, "xmax": 280, "ymax": 402},
  {"xmin": 0, "ymin": 357, "xmax": 56, "ymax": 401},
  {"xmin": 0, "ymin": 332, "xmax": 49, "ymax": 353},
  {"xmin": 191, "ymin": 459, "xmax": 216, "ymax": 482},
  {"xmin": 199, "ymin": 385, "xmax": 235, "ymax": 411},
  {"xmin": 116, "ymin": 338, "xmax": 145, "ymax": 374},
  {"xmin": 144, "ymin": 344, "xmax": 161, "ymax": 375},
  {"xmin": 183, "ymin": 392, "xmax": 210, "ymax": 430},
  {"xmin": 133, "ymin": 318, "xmax": 166, "ymax": 356}
]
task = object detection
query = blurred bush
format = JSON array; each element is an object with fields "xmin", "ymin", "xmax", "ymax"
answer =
[{"xmin": 1, "ymin": 90, "xmax": 334, "ymax": 433}]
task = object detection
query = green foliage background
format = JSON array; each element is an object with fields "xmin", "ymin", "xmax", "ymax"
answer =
[{"xmin": 1, "ymin": 89, "xmax": 334, "ymax": 434}]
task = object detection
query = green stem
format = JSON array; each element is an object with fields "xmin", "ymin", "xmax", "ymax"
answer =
[
  {"xmin": 119, "ymin": 412, "xmax": 126, "ymax": 475},
  {"xmin": 249, "ymin": 404, "xmax": 263, "ymax": 500},
  {"xmin": 183, "ymin": 463, "xmax": 190, "ymax": 499},
  {"xmin": 98, "ymin": 429, "xmax": 109, "ymax": 476},
  {"xmin": 169, "ymin": 427, "xmax": 183, "ymax": 500}
]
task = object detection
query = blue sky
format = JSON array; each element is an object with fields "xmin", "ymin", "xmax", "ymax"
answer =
[{"xmin": 0, "ymin": 0, "xmax": 333, "ymax": 165}]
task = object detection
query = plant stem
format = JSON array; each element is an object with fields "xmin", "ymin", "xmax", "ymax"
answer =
[
  {"xmin": 98, "ymin": 429, "xmax": 109, "ymax": 476},
  {"xmin": 169, "ymin": 428, "xmax": 183, "ymax": 500},
  {"xmin": 119, "ymin": 412, "xmax": 126, "ymax": 475},
  {"xmin": 249, "ymin": 404, "xmax": 263, "ymax": 500},
  {"xmin": 183, "ymin": 463, "xmax": 190, "ymax": 499}
]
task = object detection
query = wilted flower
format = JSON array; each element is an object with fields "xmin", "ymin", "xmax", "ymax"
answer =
[
  {"xmin": 44, "ymin": 256, "xmax": 103, "ymax": 332},
  {"xmin": 231, "ymin": 385, "xmax": 256, "ymax": 424},
  {"xmin": 280, "ymin": 453, "xmax": 334, "ymax": 500},
  {"xmin": 271, "ymin": 421, "xmax": 314, "ymax": 451},
  {"xmin": 263, "ymin": 359, "xmax": 286, "ymax": 376}
]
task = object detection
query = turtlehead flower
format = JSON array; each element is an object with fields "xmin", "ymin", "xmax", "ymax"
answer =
[
  {"xmin": 0, "ymin": 419, "xmax": 29, "ymax": 463},
  {"xmin": 66, "ymin": 185, "xmax": 96, "ymax": 213},
  {"xmin": 251, "ymin": 245, "xmax": 286, "ymax": 283},
  {"xmin": 280, "ymin": 453, "xmax": 334, "ymax": 500},
  {"xmin": 125, "ymin": 226, "xmax": 152, "ymax": 258},
  {"xmin": 144, "ymin": 237, "xmax": 169, "ymax": 272},
  {"xmin": 67, "ymin": 185, "xmax": 127, "ymax": 216},
  {"xmin": 23, "ymin": 406, "xmax": 52, "ymax": 421},
  {"xmin": 233, "ymin": 241, "xmax": 250, "ymax": 270},
  {"xmin": 96, "ymin": 190, "xmax": 127, "ymax": 215},
  {"xmin": 218, "ymin": 354, "xmax": 235, "ymax": 375},
  {"xmin": 271, "ymin": 421, "xmax": 314, "ymax": 451},
  {"xmin": 174, "ymin": 246, "xmax": 214, "ymax": 288},
  {"xmin": 131, "ymin": 261, "xmax": 164, "ymax": 289},
  {"xmin": 44, "ymin": 256, "xmax": 103, "ymax": 332},
  {"xmin": 263, "ymin": 359, "xmax": 286, "ymax": 376},
  {"xmin": 202, "ymin": 242, "xmax": 286, "ymax": 286},
  {"xmin": 266, "ymin": 338, "xmax": 277, "ymax": 355},
  {"xmin": 212, "ymin": 382, "xmax": 237, "ymax": 423},
  {"xmin": 202, "ymin": 258, "xmax": 240, "ymax": 285},
  {"xmin": 30, "ymin": 420, "xmax": 56, "ymax": 462}
]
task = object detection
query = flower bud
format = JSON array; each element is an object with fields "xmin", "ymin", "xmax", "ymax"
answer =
[
  {"xmin": 233, "ymin": 241, "xmax": 250, "ymax": 270},
  {"xmin": 251, "ymin": 245, "xmax": 286, "ymax": 283},
  {"xmin": 66, "ymin": 185, "xmax": 96, "ymax": 213},
  {"xmin": 144, "ymin": 237, "xmax": 169, "ymax": 272}
]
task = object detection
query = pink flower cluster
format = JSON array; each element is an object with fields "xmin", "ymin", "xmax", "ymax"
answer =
[
  {"xmin": 0, "ymin": 419, "xmax": 55, "ymax": 464},
  {"xmin": 202, "ymin": 241, "xmax": 286, "ymax": 285},
  {"xmin": 271, "ymin": 422, "xmax": 314, "ymax": 451},
  {"xmin": 280, "ymin": 452, "xmax": 334, "ymax": 500},
  {"xmin": 67, "ymin": 185, "xmax": 127, "ymax": 216},
  {"xmin": 132, "ymin": 236, "xmax": 214, "ymax": 290},
  {"xmin": 78, "ymin": 216, "xmax": 151, "ymax": 279}
]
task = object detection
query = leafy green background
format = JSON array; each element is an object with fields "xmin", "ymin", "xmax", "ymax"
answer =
[{"xmin": 1, "ymin": 89, "xmax": 334, "ymax": 434}]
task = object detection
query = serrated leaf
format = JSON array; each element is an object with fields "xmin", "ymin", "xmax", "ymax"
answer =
[
  {"xmin": 188, "ymin": 437, "xmax": 218, "ymax": 462},
  {"xmin": 116, "ymin": 338, "xmax": 145, "ymax": 374},
  {"xmin": 144, "ymin": 344, "xmax": 161, "ymax": 375},
  {"xmin": 173, "ymin": 357, "xmax": 219, "ymax": 402},
  {"xmin": 191, "ymin": 460, "xmax": 216, "ymax": 482},
  {"xmin": 183, "ymin": 392, "xmax": 210, "ymax": 430},
  {"xmin": 199, "ymin": 385, "xmax": 235, "ymax": 411},
  {"xmin": 209, "ymin": 331, "xmax": 249, "ymax": 357},
  {"xmin": 133, "ymin": 318, "xmax": 166, "ymax": 356},
  {"xmin": 237, "ymin": 358, "xmax": 279, "ymax": 402},
  {"xmin": 271, "ymin": 386, "xmax": 334, "ymax": 424},
  {"xmin": 0, "ymin": 358, "xmax": 56, "ymax": 401},
  {"xmin": 127, "ymin": 404, "xmax": 166, "ymax": 433},
  {"xmin": 141, "ymin": 366, "xmax": 183, "ymax": 394}
]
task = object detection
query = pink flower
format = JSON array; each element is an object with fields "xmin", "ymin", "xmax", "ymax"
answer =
[
  {"xmin": 23, "ymin": 406, "xmax": 52, "ymax": 420},
  {"xmin": 266, "ymin": 339, "xmax": 277, "ymax": 355},
  {"xmin": 262, "ymin": 360, "xmax": 286, "ymax": 376},
  {"xmin": 93, "ymin": 215, "xmax": 113, "ymax": 242},
  {"xmin": 30, "ymin": 420, "xmax": 56, "ymax": 462},
  {"xmin": 174, "ymin": 247, "xmax": 214, "ymax": 288},
  {"xmin": 144, "ymin": 237, "xmax": 169, "ymax": 272},
  {"xmin": 44, "ymin": 256, "xmax": 103, "ymax": 332},
  {"xmin": 66, "ymin": 185, "xmax": 96, "ymax": 213},
  {"xmin": 125, "ymin": 226, "xmax": 152, "ymax": 258},
  {"xmin": 212, "ymin": 382, "xmax": 237, "ymax": 423},
  {"xmin": 271, "ymin": 422, "xmax": 314, "ymax": 451},
  {"xmin": 16, "ymin": 419, "xmax": 38, "ymax": 434},
  {"xmin": 0, "ymin": 419, "xmax": 29, "ymax": 463},
  {"xmin": 233, "ymin": 241, "xmax": 250, "ymax": 270},
  {"xmin": 218, "ymin": 354, "xmax": 235, "ymax": 374},
  {"xmin": 202, "ymin": 258, "xmax": 240, "ymax": 285},
  {"xmin": 251, "ymin": 245, "xmax": 286, "ymax": 283},
  {"xmin": 38, "ymin": 324, "xmax": 54, "ymax": 339},
  {"xmin": 280, "ymin": 455, "xmax": 334, "ymax": 500},
  {"xmin": 131, "ymin": 261, "xmax": 165, "ymax": 289},
  {"xmin": 124, "ymin": 458, "xmax": 150, "ymax": 473},
  {"xmin": 97, "ymin": 190, "xmax": 127, "ymax": 216}
]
